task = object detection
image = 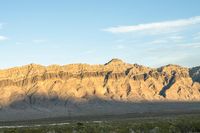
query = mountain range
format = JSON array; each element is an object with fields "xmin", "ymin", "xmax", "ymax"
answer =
[{"xmin": 0, "ymin": 58, "xmax": 200, "ymax": 121}]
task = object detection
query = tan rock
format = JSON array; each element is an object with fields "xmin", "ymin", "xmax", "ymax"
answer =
[{"xmin": 0, "ymin": 59, "xmax": 200, "ymax": 108}]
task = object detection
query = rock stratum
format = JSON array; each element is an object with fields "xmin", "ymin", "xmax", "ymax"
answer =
[{"xmin": 0, "ymin": 59, "xmax": 200, "ymax": 121}]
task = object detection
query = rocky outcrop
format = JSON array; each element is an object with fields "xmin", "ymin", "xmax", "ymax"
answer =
[{"xmin": 0, "ymin": 59, "xmax": 200, "ymax": 109}]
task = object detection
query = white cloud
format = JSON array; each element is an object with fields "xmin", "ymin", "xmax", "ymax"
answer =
[
  {"xmin": 84, "ymin": 50, "xmax": 95, "ymax": 54},
  {"xmin": 103, "ymin": 16, "xmax": 200, "ymax": 33},
  {"xmin": 168, "ymin": 35, "xmax": 183, "ymax": 40},
  {"xmin": 148, "ymin": 40, "xmax": 168, "ymax": 45},
  {"xmin": 16, "ymin": 42, "xmax": 24, "ymax": 45},
  {"xmin": 33, "ymin": 39, "xmax": 47, "ymax": 43},
  {"xmin": 116, "ymin": 44, "xmax": 125, "ymax": 49},
  {"xmin": 0, "ymin": 36, "xmax": 8, "ymax": 41},
  {"xmin": 193, "ymin": 45, "xmax": 200, "ymax": 48},
  {"xmin": 115, "ymin": 39, "xmax": 125, "ymax": 43},
  {"xmin": 166, "ymin": 35, "xmax": 184, "ymax": 43},
  {"xmin": 0, "ymin": 23, "xmax": 2, "ymax": 29},
  {"xmin": 193, "ymin": 32, "xmax": 200, "ymax": 40},
  {"xmin": 180, "ymin": 42, "xmax": 200, "ymax": 48},
  {"xmin": 0, "ymin": 23, "xmax": 8, "ymax": 41},
  {"xmin": 0, "ymin": 23, "xmax": 6, "ymax": 30}
]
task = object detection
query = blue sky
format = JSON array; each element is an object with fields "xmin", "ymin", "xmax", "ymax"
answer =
[{"xmin": 0, "ymin": 0, "xmax": 200, "ymax": 68}]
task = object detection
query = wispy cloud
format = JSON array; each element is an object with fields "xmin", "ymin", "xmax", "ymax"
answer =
[
  {"xmin": 165, "ymin": 35, "xmax": 184, "ymax": 43},
  {"xmin": 16, "ymin": 42, "xmax": 24, "ymax": 45},
  {"xmin": 0, "ymin": 23, "xmax": 3, "ymax": 29},
  {"xmin": 103, "ymin": 16, "xmax": 200, "ymax": 33},
  {"xmin": 0, "ymin": 23, "xmax": 7, "ymax": 30},
  {"xmin": 84, "ymin": 50, "xmax": 95, "ymax": 54},
  {"xmin": 193, "ymin": 32, "xmax": 200, "ymax": 40},
  {"xmin": 116, "ymin": 44, "xmax": 125, "ymax": 49},
  {"xmin": 0, "ymin": 36, "xmax": 8, "ymax": 41},
  {"xmin": 179, "ymin": 42, "xmax": 200, "ymax": 48},
  {"xmin": 148, "ymin": 40, "xmax": 168, "ymax": 45},
  {"xmin": 33, "ymin": 39, "xmax": 47, "ymax": 43},
  {"xmin": 0, "ymin": 23, "xmax": 8, "ymax": 41},
  {"xmin": 168, "ymin": 35, "xmax": 183, "ymax": 40}
]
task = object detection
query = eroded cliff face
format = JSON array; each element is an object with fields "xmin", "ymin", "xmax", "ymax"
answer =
[{"xmin": 0, "ymin": 59, "xmax": 200, "ymax": 108}]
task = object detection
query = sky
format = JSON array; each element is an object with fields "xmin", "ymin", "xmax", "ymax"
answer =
[{"xmin": 0, "ymin": 0, "xmax": 200, "ymax": 69}]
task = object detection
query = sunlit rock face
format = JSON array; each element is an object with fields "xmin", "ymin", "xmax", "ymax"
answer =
[
  {"xmin": 0, "ymin": 59, "xmax": 200, "ymax": 121},
  {"xmin": 0, "ymin": 59, "xmax": 200, "ymax": 109}
]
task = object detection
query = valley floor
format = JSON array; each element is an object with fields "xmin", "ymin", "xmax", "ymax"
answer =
[{"xmin": 0, "ymin": 113, "xmax": 200, "ymax": 133}]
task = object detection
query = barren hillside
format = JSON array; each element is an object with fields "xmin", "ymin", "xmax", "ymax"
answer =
[{"xmin": 0, "ymin": 59, "xmax": 200, "ymax": 121}]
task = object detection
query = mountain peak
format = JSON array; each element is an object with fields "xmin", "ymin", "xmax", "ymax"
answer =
[{"xmin": 104, "ymin": 58, "xmax": 125, "ymax": 65}]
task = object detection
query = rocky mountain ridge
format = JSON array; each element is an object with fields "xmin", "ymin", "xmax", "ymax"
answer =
[{"xmin": 0, "ymin": 59, "xmax": 200, "ymax": 109}]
